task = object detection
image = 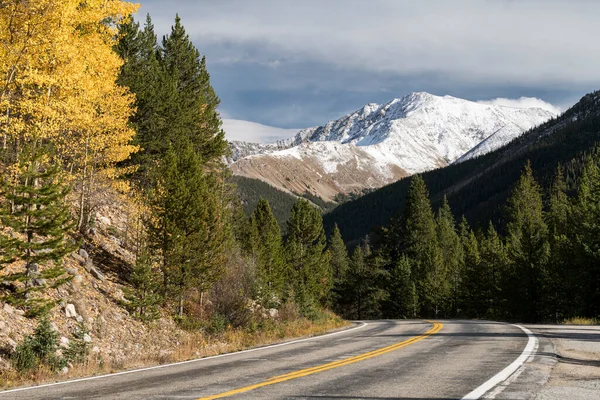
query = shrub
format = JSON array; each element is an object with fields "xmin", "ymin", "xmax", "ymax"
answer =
[
  {"xmin": 12, "ymin": 338, "xmax": 37, "ymax": 372},
  {"xmin": 63, "ymin": 321, "xmax": 90, "ymax": 364},
  {"xmin": 206, "ymin": 313, "xmax": 229, "ymax": 335},
  {"xmin": 11, "ymin": 314, "xmax": 58, "ymax": 371}
]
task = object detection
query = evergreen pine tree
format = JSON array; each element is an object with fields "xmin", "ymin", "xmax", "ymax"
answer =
[
  {"xmin": 505, "ymin": 161, "xmax": 550, "ymax": 321},
  {"xmin": 546, "ymin": 165, "xmax": 572, "ymax": 321},
  {"xmin": 160, "ymin": 15, "xmax": 227, "ymax": 163},
  {"xmin": 0, "ymin": 145, "xmax": 75, "ymax": 285},
  {"xmin": 249, "ymin": 198, "xmax": 286, "ymax": 306},
  {"xmin": 479, "ymin": 222, "xmax": 508, "ymax": 319},
  {"xmin": 328, "ymin": 224, "xmax": 349, "ymax": 287},
  {"xmin": 401, "ymin": 175, "xmax": 442, "ymax": 316},
  {"xmin": 116, "ymin": 14, "xmax": 173, "ymax": 183},
  {"xmin": 147, "ymin": 143, "xmax": 228, "ymax": 318},
  {"xmin": 458, "ymin": 216, "xmax": 481, "ymax": 316},
  {"xmin": 285, "ymin": 199, "xmax": 332, "ymax": 313},
  {"xmin": 436, "ymin": 197, "xmax": 463, "ymax": 316},
  {"xmin": 124, "ymin": 248, "xmax": 162, "ymax": 321},
  {"xmin": 384, "ymin": 255, "xmax": 418, "ymax": 318},
  {"xmin": 343, "ymin": 243, "xmax": 385, "ymax": 319},
  {"xmin": 572, "ymin": 155, "xmax": 600, "ymax": 317}
]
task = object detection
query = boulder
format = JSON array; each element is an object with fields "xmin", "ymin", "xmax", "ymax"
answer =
[
  {"xmin": 83, "ymin": 334, "xmax": 92, "ymax": 343},
  {"xmin": 65, "ymin": 303, "xmax": 78, "ymax": 318},
  {"xmin": 268, "ymin": 308, "xmax": 279, "ymax": 319},
  {"xmin": 33, "ymin": 278, "xmax": 47, "ymax": 287},
  {"xmin": 14, "ymin": 309, "xmax": 24, "ymax": 316},
  {"xmin": 71, "ymin": 254, "xmax": 86, "ymax": 265},
  {"xmin": 78, "ymin": 249, "xmax": 89, "ymax": 260},
  {"xmin": 6, "ymin": 338, "xmax": 17, "ymax": 351},
  {"xmin": 3, "ymin": 303, "xmax": 14, "ymax": 314},
  {"xmin": 84, "ymin": 260, "xmax": 94, "ymax": 273},
  {"xmin": 60, "ymin": 336, "xmax": 70, "ymax": 348},
  {"xmin": 72, "ymin": 275, "xmax": 83, "ymax": 285},
  {"xmin": 89, "ymin": 266, "xmax": 105, "ymax": 282},
  {"xmin": 65, "ymin": 267, "xmax": 78, "ymax": 276}
]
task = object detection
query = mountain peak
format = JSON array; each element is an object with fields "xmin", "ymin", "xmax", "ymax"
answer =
[{"xmin": 229, "ymin": 92, "xmax": 554, "ymax": 201}]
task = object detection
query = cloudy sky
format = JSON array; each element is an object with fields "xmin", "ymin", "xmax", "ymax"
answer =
[{"xmin": 138, "ymin": 0, "xmax": 599, "ymax": 140}]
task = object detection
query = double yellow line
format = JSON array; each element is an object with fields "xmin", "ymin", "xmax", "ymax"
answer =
[{"xmin": 198, "ymin": 321, "xmax": 443, "ymax": 399}]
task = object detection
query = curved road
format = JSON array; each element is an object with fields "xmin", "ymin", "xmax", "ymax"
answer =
[{"xmin": 1, "ymin": 320, "xmax": 531, "ymax": 399}]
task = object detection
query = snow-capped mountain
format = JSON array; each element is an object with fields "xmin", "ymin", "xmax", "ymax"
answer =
[{"xmin": 228, "ymin": 92, "xmax": 556, "ymax": 201}]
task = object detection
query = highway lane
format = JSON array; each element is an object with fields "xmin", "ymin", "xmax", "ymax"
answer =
[{"xmin": 0, "ymin": 320, "xmax": 530, "ymax": 399}]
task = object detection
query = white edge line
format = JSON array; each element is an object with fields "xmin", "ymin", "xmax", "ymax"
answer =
[
  {"xmin": 1, "ymin": 321, "xmax": 368, "ymax": 395},
  {"xmin": 461, "ymin": 324, "xmax": 538, "ymax": 400}
]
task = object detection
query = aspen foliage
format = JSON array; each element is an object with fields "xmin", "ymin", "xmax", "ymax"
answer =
[{"xmin": 0, "ymin": 0, "xmax": 139, "ymax": 232}]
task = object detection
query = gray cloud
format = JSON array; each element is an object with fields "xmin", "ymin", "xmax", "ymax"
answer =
[{"xmin": 138, "ymin": 0, "xmax": 599, "ymax": 127}]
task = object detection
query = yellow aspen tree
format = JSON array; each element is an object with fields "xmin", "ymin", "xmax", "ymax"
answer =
[{"xmin": 0, "ymin": 0, "xmax": 139, "ymax": 232}]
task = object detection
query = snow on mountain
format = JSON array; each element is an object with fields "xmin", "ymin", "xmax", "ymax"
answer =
[{"xmin": 230, "ymin": 92, "xmax": 556, "ymax": 200}]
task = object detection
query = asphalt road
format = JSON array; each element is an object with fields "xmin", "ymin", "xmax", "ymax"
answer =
[{"xmin": 0, "ymin": 320, "xmax": 530, "ymax": 399}]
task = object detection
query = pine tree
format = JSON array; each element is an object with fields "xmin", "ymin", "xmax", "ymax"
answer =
[
  {"xmin": 458, "ymin": 216, "xmax": 481, "ymax": 316},
  {"xmin": 384, "ymin": 255, "xmax": 418, "ymax": 318},
  {"xmin": 147, "ymin": 143, "xmax": 228, "ymax": 318},
  {"xmin": 0, "ymin": 145, "xmax": 75, "ymax": 285},
  {"xmin": 249, "ymin": 198, "xmax": 286, "ymax": 306},
  {"xmin": 328, "ymin": 223, "xmax": 349, "ymax": 289},
  {"xmin": 505, "ymin": 161, "xmax": 550, "ymax": 321},
  {"xmin": 572, "ymin": 154, "xmax": 600, "ymax": 317},
  {"xmin": 479, "ymin": 222, "xmax": 508, "ymax": 319},
  {"xmin": 160, "ymin": 15, "xmax": 227, "ymax": 164},
  {"xmin": 546, "ymin": 165, "xmax": 572, "ymax": 321},
  {"xmin": 285, "ymin": 199, "xmax": 332, "ymax": 313},
  {"xmin": 401, "ymin": 175, "xmax": 442, "ymax": 316},
  {"xmin": 436, "ymin": 197, "xmax": 463, "ymax": 316},
  {"xmin": 116, "ymin": 14, "xmax": 172, "ymax": 183},
  {"xmin": 124, "ymin": 248, "xmax": 162, "ymax": 321},
  {"xmin": 343, "ymin": 243, "xmax": 385, "ymax": 319}
]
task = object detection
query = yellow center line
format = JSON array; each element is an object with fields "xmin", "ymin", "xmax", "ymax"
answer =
[{"xmin": 197, "ymin": 321, "xmax": 443, "ymax": 400}]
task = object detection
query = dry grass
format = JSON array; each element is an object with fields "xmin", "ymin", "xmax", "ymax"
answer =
[
  {"xmin": 562, "ymin": 317, "xmax": 599, "ymax": 325},
  {"xmin": 0, "ymin": 311, "xmax": 348, "ymax": 389}
]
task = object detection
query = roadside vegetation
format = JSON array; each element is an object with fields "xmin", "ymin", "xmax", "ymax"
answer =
[{"xmin": 562, "ymin": 317, "xmax": 599, "ymax": 325}]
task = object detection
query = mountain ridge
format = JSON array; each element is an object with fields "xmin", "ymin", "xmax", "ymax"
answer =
[{"xmin": 227, "ymin": 92, "xmax": 555, "ymax": 201}]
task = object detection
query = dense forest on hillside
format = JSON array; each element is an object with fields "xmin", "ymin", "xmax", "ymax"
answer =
[
  {"xmin": 324, "ymin": 91, "xmax": 600, "ymax": 243},
  {"xmin": 330, "ymin": 157, "xmax": 600, "ymax": 322}
]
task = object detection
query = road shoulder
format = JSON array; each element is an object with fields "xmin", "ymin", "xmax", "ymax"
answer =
[{"xmin": 492, "ymin": 324, "xmax": 600, "ymax": 400}]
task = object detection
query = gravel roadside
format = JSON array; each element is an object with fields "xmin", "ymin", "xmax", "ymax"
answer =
[{"xmin": 493, "ymin": 324, "xmax": 600, "ymax": 400}]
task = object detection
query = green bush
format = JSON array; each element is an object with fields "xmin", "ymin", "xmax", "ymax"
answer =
[
  {"xmin": 206, "ymin": 313, "xmax": 229, "ymax": 335},
  {"xmin": 12, "ymin": 338, "xmax": 37, "ymax": 372},
  {"xmin": 63, "ymin": 321, "xmax": 90, "ymax": 364},
  {"xmin": 11, "ymin": 314, "xmax": 58, "ymax": 371}
]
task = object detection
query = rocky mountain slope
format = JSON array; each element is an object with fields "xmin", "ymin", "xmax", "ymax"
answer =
[{"xmin": 228, "ymin": 93, "xmax": 555, "ymax": 201}]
